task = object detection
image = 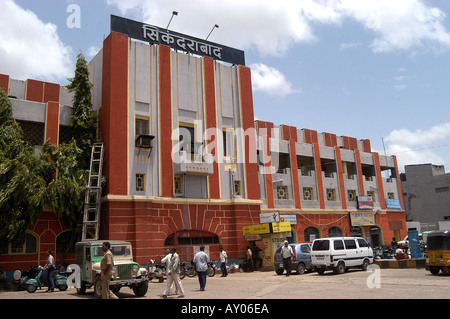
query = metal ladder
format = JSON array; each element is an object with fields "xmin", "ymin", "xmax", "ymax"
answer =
[{"xmin": 81, "ymin": 142, "xmax": 104, "ymax": 241}]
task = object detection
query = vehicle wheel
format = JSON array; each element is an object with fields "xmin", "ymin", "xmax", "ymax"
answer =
[
  {"xmin": 429, "ymin": 267, "xmax": 440, "ymax": 275},
  {"xmin": 187, "ymin": 268, "xmax": 196, "ymax": 278},
  {"xmin": 133, "ymin": 281, "xmax": 148, "ymax": 297},
  {"xmin": 94, "ymin": 276, "xmax": 102, "ymax": 299},
  {"xmin": 26, "ymin": 284, "xmax": 37, "ymax": 293},
  {"xmin": 158, "ymin": 277, "xmax": 165, "ymax": 283},
  {"xmin": 317, "ymin": 269, "xmax": 325, "ymax": 275},
  {"xmin": 58, "ymin": 284, "xmax": 68, "ymax": 291},
  {"xmin": 180, "ymin": 269, "xmax": 186, "ymax": 280},
  {"xmin": 207, "ymin": 266, "xmax": 215, "ymax": 277},
  {"xmin": 297, "ymin": 263, "xmax": 306, "ymax": 275},
  {"xmin": 361, "ymin": 259, "xmax": 370, "ymax": 271},
  {"xmin": 442, "ymin": 266, "xmax": 450, "ymax": 275},
  {"xmin": 334, "ymin": 262, "xmax": 345, "ymax": 274},
  {"xmin": 76, "ymin": 281, "xmax": 87, "ymax": 295},
  {"xmin": 276, "ymin": 268, "xmax": 284, "ymax": 275}
]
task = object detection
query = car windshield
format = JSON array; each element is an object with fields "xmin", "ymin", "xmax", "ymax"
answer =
[
  {"xmin": 93, "ymin": 245, "xmax": 132, "ymax": 258},
  {"xmin": 312, "ymin": 240, "xmax": 329, "ymax": 251}
]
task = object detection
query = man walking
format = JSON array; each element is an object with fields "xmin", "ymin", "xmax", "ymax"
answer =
[
  {"xmin": 281, "ymin": 240, "xmax": 293, "ymax": 276},
  {"xmin": 100, "ymin": 242, "xmax": 119, "ymax": 299},
  {"xmin": 219, "ymin": 246, "xmax": 228, "ymax": 277},
  {"xmin": 163, "ymin": 246, "xmax": 185, "ymax": 298},
  {"xmin": 193, "ymin": 245, "xmax": 209, "ymax": 291},
  {"xmin": 43, "ymin": 250, "xmax": 55, "ymax": 292}
]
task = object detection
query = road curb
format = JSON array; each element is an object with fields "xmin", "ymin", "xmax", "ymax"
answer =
[{"xmin": 374, "ymin": 258, "xmax": 426, "ymax": 269}]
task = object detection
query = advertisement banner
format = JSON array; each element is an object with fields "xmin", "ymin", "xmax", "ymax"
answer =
[{"xmin": 349, "ymin": 212, "xmax": 375, "ymax": 226}]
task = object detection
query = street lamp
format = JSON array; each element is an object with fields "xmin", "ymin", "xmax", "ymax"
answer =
[
  {"xmin": 166, "ymin": 11, "xmax": 178, "ymax": 30},
  {"xmin": 205, "ymin": 24, "xmax": 219, "ymax": 41}
]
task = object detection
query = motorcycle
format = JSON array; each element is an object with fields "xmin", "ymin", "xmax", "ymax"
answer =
[
  {"xmin": 147, "ymin": 257, "xmax": 167, "ymax": 283},
  {"xmin": 14, "ymin": 266, "xmax": 38, "ymax": 290},
  {"xmin": 26, "ymin": 265, "xmax": 68, "ymax": 293},
  {"xmin": 179, "ymin": 261, "xmax": 187, "ymax": 280},
  {"xmin": 207, "ymin": 261, "xmax": 216, "ymax": 277},
  {"xmin": 186, "ymin": 261, "xmax": 216, "ymax": 278}
]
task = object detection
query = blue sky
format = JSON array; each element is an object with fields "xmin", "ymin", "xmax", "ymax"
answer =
[{"xmin": 1, "ymin": 0, "xmax": 450, "ymax": 172}]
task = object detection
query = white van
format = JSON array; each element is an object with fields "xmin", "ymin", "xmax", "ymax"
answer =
[{"xmin": 311, "ymin": 237, "xmax": 373, "ymax": 275}]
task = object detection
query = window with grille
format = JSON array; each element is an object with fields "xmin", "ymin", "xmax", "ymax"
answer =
[
  {"xmin": 347, "ymin": 190, "xmax": 356, "ymax": 202},
  {"xmin": 174, "ymin": 176, "xmax": 183, "ymax": 194},
  {"xmin": 277, "ymin": 185, "xmax": 288, "ymax": 200},
  {"xmin": 303, "ymin": 187, "xmax": 313, "ymax": 200},
  {"xmin": 387, "ymin": 192, "xmax": 395, "ymax": 199},
  {"xmin": 234, "ymin": 180, "xmax": 241, "ymax": 196},
  {"xmin": 136, "ymin": 174, "xmax": 145, "ymax": 192},
  {"xmin": 326, "ymin": 188, "xmax": 336, "ymax": 201}
]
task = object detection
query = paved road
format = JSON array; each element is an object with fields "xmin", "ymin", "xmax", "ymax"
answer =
[{"xmin": 0, "ymin": 267, "xmax": 448, "ymax": 300}]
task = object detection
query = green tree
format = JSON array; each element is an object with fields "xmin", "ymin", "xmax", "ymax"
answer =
[
  {"xmin": 66, "ymin": 52, "xmax": 97, "ymax": 168},
  {"xmin": 0, "ymin": 88, "xmax": 51, "ymax": 246}
]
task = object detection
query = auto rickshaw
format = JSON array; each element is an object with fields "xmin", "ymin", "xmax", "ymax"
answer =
[{"xmin": 425, "ymin": 230, "xmax": 450, "ymax": 275}]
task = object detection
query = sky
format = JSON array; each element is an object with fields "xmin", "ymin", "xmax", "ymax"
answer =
[{"xmin": 1, "ymin": 0, "xmax": 450, "ymax": 172}]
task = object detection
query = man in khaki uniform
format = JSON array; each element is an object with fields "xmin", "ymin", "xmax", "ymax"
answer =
[{"xmin": 101, "ymin": 242, "xmax": 119, "ymax": 299}]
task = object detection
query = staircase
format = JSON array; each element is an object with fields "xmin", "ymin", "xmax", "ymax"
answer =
[{"xmin": 81, "ymin": 142, "xmax": 104, "ymax": 241}]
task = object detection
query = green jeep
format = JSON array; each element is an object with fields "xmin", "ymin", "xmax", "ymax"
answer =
[{"xmin": 74, "ymin": 241, "xmax": 148, "ymax": 298}]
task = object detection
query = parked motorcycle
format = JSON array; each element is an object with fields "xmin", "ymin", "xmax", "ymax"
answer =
[
  {"xmin": 147, "ymin": 258, "xmax": 167, "ymax": 283},
  {"xmin": 207, "ymin": 261, "xmax": 216, "ymax": 277},
  {"xmin": 26, "ymin": 265, "xmax": 68, "ymax": 293},
  {"xmin": 179, "ymin": 261, "xmax": 187, "ymax": 280},
  {"xmin": 186, "ymin": 261, "xmax": 216, "ymax": 278}
]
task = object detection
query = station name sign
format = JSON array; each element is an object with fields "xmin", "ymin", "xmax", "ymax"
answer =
[{"xmin": 111, "ymin": 15, "xmax": 246, "ymax": 65}]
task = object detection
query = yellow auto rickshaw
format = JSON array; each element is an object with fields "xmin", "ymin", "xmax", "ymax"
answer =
[{"xmin": 426, "ymin": 230, "xmax": 450, "ymax": 275}]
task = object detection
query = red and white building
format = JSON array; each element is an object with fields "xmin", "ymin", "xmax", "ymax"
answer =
[{"xmin": 0, "ymin": 16, "xmax": 407, "ymax": 272}]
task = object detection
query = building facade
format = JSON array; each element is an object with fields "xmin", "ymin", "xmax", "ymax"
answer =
[
  {"xmin": 401, "ymin": 164, "xmax": 450, "ymax": 226},
  {"xmin": 0, "ymin": 16, "xmax": 407, "ymax": 271}
]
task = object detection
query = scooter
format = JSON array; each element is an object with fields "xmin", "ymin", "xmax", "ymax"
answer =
[
  {"xmin": 26, "ymin": 265, "xmax": 68, "ymax": 293},
  {"xmin": 147, "ymin": 258, "xmax": 167, "ymax": 283}
]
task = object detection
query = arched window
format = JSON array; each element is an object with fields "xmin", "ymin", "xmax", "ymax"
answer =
[
  {"xmin": 328, "ymin": 226, "xmax": 343, "ymax": 237},
  {"xmin": 304, "ymin": 226, "xmax": 320, "ymax": 242},
  {"xmin": 1, "ymin": 232, "xmax": 38, "ymax": 255}
]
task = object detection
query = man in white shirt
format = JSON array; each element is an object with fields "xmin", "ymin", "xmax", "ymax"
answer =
[
  {"xmin": 281, "ymin": 240, "xmax": 293, "ymax": 276},
  {"xmin": 43, "ymin": 250, "xmax": 55, "ymax": 292},
  {"xmin": 163, "ymin": 247, "xmax": 185, "ymax": 298},
  {"xmin": 219, "ymin": 246, "xmax": 228, "ymax": 277},
  {"xmin": 193, "ymin": 245, "xmax": 209, "ymax": 291}
]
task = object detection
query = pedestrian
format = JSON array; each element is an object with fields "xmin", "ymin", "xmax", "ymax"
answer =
[
  {"xmin": 193, "ymin": 245, "xmax": 209, "ymax": 291},
  {"xmin": 246, "ymin": 246, "xmax": 253, "ymax": 271},
  {"xmin": 163, "ymin": 247, "xmax": 185, "ymax": 298},
  {"xmin": 219, "ymin": 246, "xmax": 228, "ymax": 277},
  {"xmin": 43, "ymin": 250, "xmax": 55, "ymax": 292},
  {"xmin": 280, "ymin": 240, "xmax": 293, "ymax": 276},
  {"xmin": 100, "ymin": 242, "xmax": 119, "ymax": 299}
]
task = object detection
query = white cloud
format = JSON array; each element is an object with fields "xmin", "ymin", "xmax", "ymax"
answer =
[
  {"xmin": 249, "ymin": 63, "xmax": 297, "ymax": 97},
  {"xmin": 384, "ymin": 123, "xmax": 450, "ymax": 169},
  {"xmin": 106, "ymin": 0, "xmax": 450, "ymax": 56},
  {"xmin": 0, "ymin": 0, "xmax": 73, "ymax": 82}
]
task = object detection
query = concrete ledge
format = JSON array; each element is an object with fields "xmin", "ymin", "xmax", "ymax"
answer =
[{"xmin": 374, "ymin": 258, "xmax": 426, "ymax": 269}]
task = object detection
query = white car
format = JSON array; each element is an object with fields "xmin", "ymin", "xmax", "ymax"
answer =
[{"xmin": 311, "ymin": 237, "xmax": 373, "ymax": 275}]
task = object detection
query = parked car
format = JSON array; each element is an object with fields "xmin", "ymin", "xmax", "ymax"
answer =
[
  {"xmin": 274, "ymin": 243, "xmax": 312, "ymax": 275},
  {"xmin": 311, "ymin": 237, "xmax": 373, "ymax": 275}
]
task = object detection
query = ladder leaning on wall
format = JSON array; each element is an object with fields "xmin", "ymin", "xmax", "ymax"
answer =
[{"xmin": 81, "ymin": 142, "xmax": 104, "ymax": 241}]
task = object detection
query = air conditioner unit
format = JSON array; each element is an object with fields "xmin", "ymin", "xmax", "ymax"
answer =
[{"xmin": 135, "ymin": 134, "xmax": 155, "ymax": 149}]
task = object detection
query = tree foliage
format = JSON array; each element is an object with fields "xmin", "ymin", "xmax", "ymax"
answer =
[
  {"xmin": 0, "ymin": 88, "xmax": 51, "ymax": 246},
  {"xmin": 0, "ymin": 52, "xmax": 100, "ymax": 252}
]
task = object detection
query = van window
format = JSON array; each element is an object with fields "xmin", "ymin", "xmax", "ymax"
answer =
[
  {"xmin": 334, "ymin": 240, "xmax": 344, "ymax": 250},
  {"xmin": 357, "ymin": 238, "xmax": 369, "ymax": 248},
  {"xmin": 344, "ymin": 239, "xmax": 357, "ymax": 249},
  {"xmin": 312, "ymin": 240, "xmax": 329, "ymax": 251},
  {"xmin": 301, "ymin": 244, "xmax": 311, "ymax": 253}
]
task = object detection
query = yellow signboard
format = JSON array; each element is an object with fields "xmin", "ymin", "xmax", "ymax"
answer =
[
  {"xmin": 272, "ymin": 221, "xmax": 291, "ymax": 233},
  {"xmin": 242, "ymin": 223, "xmax": 271, "ymax": 236}
]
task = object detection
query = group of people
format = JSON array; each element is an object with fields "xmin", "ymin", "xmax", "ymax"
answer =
[{"xmin": 160, "ymin": 245, "xmax": 229, "ymax": 298}]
